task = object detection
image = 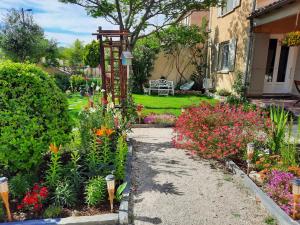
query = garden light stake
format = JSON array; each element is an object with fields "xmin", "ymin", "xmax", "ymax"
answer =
[
  {"xmin": 105, "ymin": 174, "xmax": 115, "ymax": 212},
  {"xmin": 0, "ymin": 177, "xmax": 12, "ymax": 221}
]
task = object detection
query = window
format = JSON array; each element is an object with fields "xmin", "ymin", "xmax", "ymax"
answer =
[
  {"xmin": 218, "ymin": 42, "xmax": 230, "ymax": 71},
  {"xmin": 216, "ymin": 39, "xmax": 237, "ymax": 72},
  {"xmin": 218, "ymin": 0, "xmax": 240, "ymax": 16}
]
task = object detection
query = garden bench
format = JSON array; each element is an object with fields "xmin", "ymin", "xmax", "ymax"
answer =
[{"xmin": 148, "ymin": 79, "xmax": 175, "ymax": 96}]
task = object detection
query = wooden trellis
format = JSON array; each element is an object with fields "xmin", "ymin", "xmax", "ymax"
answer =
[{"xmin": 93, "ymin": 27, "xmax": 131, "ymax": 107}]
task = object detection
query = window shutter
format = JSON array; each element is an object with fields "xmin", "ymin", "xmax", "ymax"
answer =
[
  {"xmin": 229, "ymin": 39, "xmax": 237, "ymax": 71},
  {"xmin": 234, "ymin": 0, "xmax": 241, "ymax": 8},
  {"xmin": 217, "ymin": 7, "xmax": 222, "ymax": 17},
  {"xmin": 212, "ymin": 43, "xmax": 219, "ymax": 72}
]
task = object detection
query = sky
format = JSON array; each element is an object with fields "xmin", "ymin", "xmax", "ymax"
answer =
[{"xmin": 0, "ymin": 0, "xmax": 117, "ymax": 46}]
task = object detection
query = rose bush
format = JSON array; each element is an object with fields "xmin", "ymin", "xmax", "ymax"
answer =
[{"xmin": 173, "ymin": 103, "xmax": 270, "ymax": 159}]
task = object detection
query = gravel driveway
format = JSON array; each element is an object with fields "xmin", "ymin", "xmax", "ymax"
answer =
[{"xmin": 129, "ymin": 128, "xmax": 272, "ymax": 225}]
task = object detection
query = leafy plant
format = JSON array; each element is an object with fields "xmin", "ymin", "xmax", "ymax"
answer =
[
  {"xmin": 84, "ymin": 40, "xmax": 100, "ymax": 68},
  {"xmin": 85, "ymin": 177, "xmax": 107, "ymax": 207},
  {"xmin": 9, "ymin": 174, "xmax": 33, "ymax": 200},
  {"xmin": 0, "ymin": 200, "xmax": 4, "ymax": 222},
  {"xmin": 0, "ymin": 61, "xmax": 71, "ymax": 174},
  {"xmin": 46, "ymin": 144, "xmax": 63, "ymax": 190},
  {"xmin": 282, "ymin": 31, "xmax": 300, "ymax": 46},
  {"xmin": 269, "ymin": 106, "xmax": 289, "ymax": 154},
  {"xmin": 174, "ymin": 103, "xmax": 269, "ymax": 159},
  {"xmin": 53, "ymin": 73, "xmax": 70, "ymax": 92},
  {"xmin": 217, "ymin": 89, "xmax": 231, "ymax": 97},
  {"xmin": 43, "ymin": 205, "xmax": 63, "ymax": 219},
  {"xmin": 116, "ymin": 182, "xmax": 127, "ymax": 202},
  {"xmin": 70, "ymin": 74, "xmax": 85, "ymax": 92},
  {"xmin": 53, "ymin": 182, "xmax": 76, "ymax": 208},
  {"xmin": 114, "ymin": 135, "xmax": 128, "ymax": 181},
  {"xmin": 65, "ymin": 149, "xmax": 83, "ymax": 194}
]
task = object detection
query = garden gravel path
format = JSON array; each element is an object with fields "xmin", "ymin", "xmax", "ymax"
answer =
[{"xmin": 129, "ymin": 128, "xmax": 271, "ymax": 225}]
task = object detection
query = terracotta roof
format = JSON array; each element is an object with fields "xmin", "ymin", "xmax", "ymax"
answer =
[{"xmin": 249, "ymin": 0, "xmax": 296, "ymax": 18}]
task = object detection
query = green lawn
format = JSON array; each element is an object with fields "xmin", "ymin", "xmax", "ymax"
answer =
[
  {"xmin": 133, "ymin": 94, "xmax": 217, "ymax": 116},
  {"xmin": 67, "ymin": 93, "xmax": 217, "ymax": 123}
]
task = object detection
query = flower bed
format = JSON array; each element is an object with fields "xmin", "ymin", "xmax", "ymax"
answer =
[
  {"xmin": 173, "ymin": 103, "xmax": 300, "ymax": 220},
  {"xmin": 0, "ymin": 94, "xmax": 132, "ymax": 223},
  {"xmin": 144, "ymin": 114, "xmax": 176, "ymax": 126}
]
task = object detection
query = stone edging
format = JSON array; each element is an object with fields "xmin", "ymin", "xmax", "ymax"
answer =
[
  {"xmin": 132, "ymin": 124, "xmax": 174, "ymax": 128},
  {"xmin": 0, "ymin": 214, "xmax": 118, "ymax": 225},
  {"xmin": 226, "ymin": 160, "xmax": 299, "ymax": 225},
  {"xmin": 118, "ymin": 138, "xmax": 133, "ymax": 225}
]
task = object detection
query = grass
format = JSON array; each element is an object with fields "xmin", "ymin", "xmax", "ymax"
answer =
[
  {"xmin": 67, "ymin": 93, "xmax": 218, "ymax": 123},
  {"xmin": 133, "ymin": 94, "xmax": 217, "ymax": 116}
]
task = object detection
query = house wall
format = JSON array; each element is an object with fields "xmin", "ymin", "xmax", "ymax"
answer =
[
  {"xmin": 150, "ymin": 11, "xmax": 208, "ymax": 86},
  {"xmin": 208, "ymin": 0, "xmax": 253, "ymax": 92},
  {"xmin": 256, "ymin": 0, "xmax": 277, "ymax": 8}
]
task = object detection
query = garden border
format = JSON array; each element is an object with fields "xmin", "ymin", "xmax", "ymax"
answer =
[
  {"xmin": 0, "ymin": 140, "xmax": 134, "ymax": 225},
  {"xmin": 225, "ymin": 160, "xmax": 300, "ymax": 225},
  {"xmin": 132, "ymin": 124, "xmax": 174, "ymax": 128},
  {"xmin": 118, "ymin": 138, "xmax": 133, "ymax": 225}
]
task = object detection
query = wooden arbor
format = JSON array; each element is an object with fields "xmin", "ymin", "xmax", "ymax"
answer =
[{"xmin": 93, "ymin": 27, "xmax": 131, "ymax": 107}]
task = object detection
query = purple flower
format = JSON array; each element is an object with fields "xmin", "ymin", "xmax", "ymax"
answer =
[{"xmin": 265, "ymin": 170, "xmax": 295, "ymax": 215}]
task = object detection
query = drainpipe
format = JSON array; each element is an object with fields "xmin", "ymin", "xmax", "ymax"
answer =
[{"xmin": 244, "ymin": 0, "xmax": 257, "ymax": 97}]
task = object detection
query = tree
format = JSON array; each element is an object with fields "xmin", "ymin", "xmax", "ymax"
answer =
[
  {"xmin": 61, "ymin": 39, "xmax": 85, "ymax": 69},
  {"xmin": 84, "ymin": 40, "xmax": 100, "ymax": 68},
  {"xmin": 132, "ymin": 35, "xmax": 160, "ymax": 93},
  {"xmin": 59, "ymin": 0, "xmax": 218, "ymax": 48},
  {"xmin": 159, "ymin": 22, "xmax": 209, "ymax": 85},
  {"xmin": 0, "ymin": 9, "xmax": 45, "ymax": 62}
]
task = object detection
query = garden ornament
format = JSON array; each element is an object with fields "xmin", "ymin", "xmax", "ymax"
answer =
[
  {"xmin": 0, "ymin": 177, "xmax": 12, "ymax": 221},
  {"xmin": 105, "ymin": 174, "xmax": 115, "ymax": 212}
]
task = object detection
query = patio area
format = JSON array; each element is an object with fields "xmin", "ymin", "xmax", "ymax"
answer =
[{"xmin": 250, "ymin": 96, "xmax": 300, "ymax": 118}]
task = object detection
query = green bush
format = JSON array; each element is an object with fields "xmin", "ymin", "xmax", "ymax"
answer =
[
  {"xmin": 0, "ymin": 61, "xmax": 72, "ymax": 174},
  {"xmin": 217, "ymin": 89, "xmax": 231, "ymax": 97},
  {"xmin": 85, "ymin": 176, "xmax": 106, "ymax": 207},
  {"xmin": 114, "ymin": 135, "xmax": 128, "ymax": 181},
  {"xmin": 9, "ymin": 173, "xmax": 33, "ymax": 200},
  {"xmin": 53, "ymin": 182, "xmax": 76, "ymax": 207},
  {"xmin": 70, "ymin": 74, "xmax": 85, "ymax": 92},
  {"xmin": 53, "ymin": 73, "xmax": 70, "ymax": 92},
  {"xmin": 43, "ymin": 205, "xmax": 62, "ymax": 218}
]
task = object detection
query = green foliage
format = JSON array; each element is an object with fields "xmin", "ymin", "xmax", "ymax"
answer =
[
  {"xmin": 86, "ymin": 134, "xmax": 102, "ymax": 177},
  {"xmin": 159, "ymin": 24, "xmax": 209, "ymax": 84},
  {"xmin": 116, "ymin": 182, "xmax": 127, "ymax": 202},
  {"xmin": 114, "ymin": 135, "xmax": 128, "ymax": 181},
  {"xmin": 59, "ymin": 0, "xmax": 218, "ymax": 48},
  {"xmin": 0, "ymin": 61, "xmax": 71, "ymax": 174},
  {"xmin": 132, "ymin": 35, "xmax": 160, "ymax": 93},
  {"xmin": 46, "ymin": 153, "xmax": 62, "ymax": 190},
  {"xmin": 264, "ymin": 216, "xmax": 277, "ymax": 225},
  {"xmin": 53, "ymin": 182, "xmax": 76, "ymax": 207},
  {"xmin": 70, "ymin": 75, "xmax": 85, "ymax": 92},
  {"xmin": 9, "ymin": 174, "xmax": 33, "ymax": 200},
  {"xmin": 217, "ymin": 89, "xmax": 231, "ymax": 97},
  {"xmin": 65, "ymin": 149, "xmax": 83, "ymax": 193},
  {"xmin": 84, "ymin": 40, "xmax": 100, "ymax": 68},
  {"xmin": 43, "ymin": 205, "xmax": 63, "ymax": 219},
  {"xmin": 61, "ymin": 39, "xmax": 85, "ymax": 67},
  {"xmin": 269, "ymin": 106, "xmax": 289, "ymax": 154},
  {"xmin": 0, "ymin": 200, "xmax": 4, "ymax": 222},
  {"xmin": 0, "ymin": 9, "xmax": 58, "ymax": 63},
  {"xmin": 53, "ymin": 73, "xmax": 71, "ymax": 92},
  {"xmin": 85, "ymin": 176, "xmax": 107, "ymax": 207}
]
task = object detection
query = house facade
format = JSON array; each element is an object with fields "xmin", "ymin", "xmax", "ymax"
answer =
[{"xmin": 208, "ymin": 0, "xmax": 300, "ymax": 96}]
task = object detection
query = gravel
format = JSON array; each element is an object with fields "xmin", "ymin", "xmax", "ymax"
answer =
[{"xmin": 129, "ymin": 128, "xmax": 272, "ymax": 225}]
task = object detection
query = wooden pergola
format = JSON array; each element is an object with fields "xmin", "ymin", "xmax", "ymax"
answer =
[{"xmin": 93, "ymin": 27, "xmax": 131, "ymax": 107}]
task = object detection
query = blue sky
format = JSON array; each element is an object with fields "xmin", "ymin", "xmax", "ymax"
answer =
[{"xmin": 0, "ymin": 0, "xmax": 117, "ymax": 46}]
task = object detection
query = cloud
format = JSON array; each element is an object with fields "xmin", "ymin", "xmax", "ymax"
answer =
[{"xmin": 0, "ymin": 0, "xmax": 117, "ymax": 46}]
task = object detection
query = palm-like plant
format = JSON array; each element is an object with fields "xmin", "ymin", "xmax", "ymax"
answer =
[{"xmin": 269, "ymin": 105, "xmax": 289, "ymax": 154}]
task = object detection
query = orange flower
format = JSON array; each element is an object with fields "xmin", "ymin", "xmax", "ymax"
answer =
[
  {"xmin": 96, "ymin": 128, "xmax": 106, "ymax": 137},
  {"xmin": 105, "ymin": 128, "xmax": 114, "ymax": 137},
  {"xmin": 49, "ymin": 143, "xmax": 59, "ymax": 154}
]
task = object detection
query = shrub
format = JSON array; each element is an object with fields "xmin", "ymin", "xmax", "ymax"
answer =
[
  {"xmin": 217, "ymin": 89, "xmax": 231, "ymax": 97},
  {"xmin": 9, "ymin": 173, "xmax": 33, "ymax": 200},
  {"xmin": 173, "ymin": 103, "xmax": 269, "ymax": 159},
  {"xmin": 53, "ymin": 73, "xmax": 70, "ymax": 92},
  {"xmin": 85, "ymin": 177, "xmax": 106, "ymax": 207},
  {"xmin": 53, "ymin": 182, "xmax": 76, "ymax": 207},
  {"xmin": 70, "ymin": 74, "xmax": 85, "ymax": 92},
  {"xmin": 43, "ymin": 205, "xmax": 62, "ymax": 218},
  {"xmin": 0, "ymin": 61, "xmax": 72, "ymax": 174}
]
